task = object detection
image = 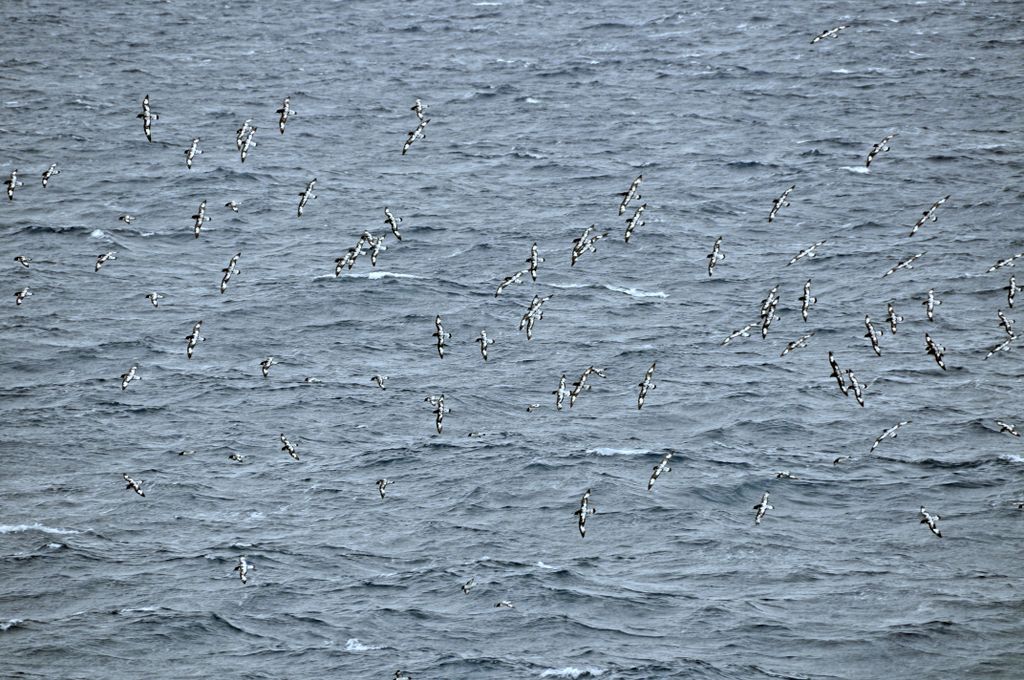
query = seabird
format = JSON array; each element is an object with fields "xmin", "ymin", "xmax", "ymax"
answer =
[
  {"xmin": 1008, "ymin": 275, "xmax": 1018, "ymax": 309},
  {"xmin": 924, "ymin": 332, "xmax": 946, "ymax": 370},
  {"xmin": 846, "ymin": 367, "xmax": 865, "ymax": 406},
  {"xmin": 14, "ymin": 287, "xmax": 31, "ymax": 306},
  {"xmin": 178, "ymin": 450, "xmax": 195, "ymax": 456},
  {"xmin": 228, "ymin": 453, "xmax": 245, "ymax": 463},
  {"xmin": 787, "ymin": 239, "xmax": 826, "ymax": 266},
  {"xmin": 136, "ymin": 94, "xmax": 158, "ymax": 142},
  {"xmin": 297, "ymin": 178, "xmax": 316, "ymax": 217},
  {"xmin": 260, "ymin": 357, "xmax": 278, "ymax": 378},
  {"xmin": 123, "ymin": 473, "xmax": 144, "ymax": 497},
  {"xmin": 986, "ymin": 253, "xmax": 1024, "ymax": 274},
  {"xmin": 573, "ymin": 488, "xmax": 596, "ymax": 537},
  {"xmin": 384, "ymin": 207, "xmax": 403, "ymax": 240},
  {"xmin": 919, "ymin": 506, "xmax": 942, "ymax": 538},
  {"xmin": 759, "ymin": 284, "xmax": 780, "ymax": 339},
  {"xmin": 461, "ymin": 577, "xmax": 475, "ymax": 594},
  {"xmin": 617, "ymin": 174, "xmax": 642, "ymax": 215},
  {"xmin": 145, "ymin": 292, "xmax": 164, "ymax": 308},
  {"xmin": 280, "ymin": 433, "xmax": 299, "ymax": 461},
  {"xmin": 402, "ymin": 117, "xmax": 429, "ymax": 155},
  {"xmin": 647, "ymin": 452, "xmax": 671, "ymax": 491},
  {"xmin": 14, "ymin": 255, "xmax": 31, "ymax": 268},
  {"xmin": 871, "ymin": 420, "xmax": 911, "ymax": 453},
  {"xmin": 882, "ymin": 252, "xmax": 925, "ymax": 278},
  {"xmin": 828, "ymin": 352, "xmax": 848, "ymax": 395},
  {"xmin": 425, "ymin": 394, "xmax": 448, "ymax": 433},
  {"xmin": 781, "ymin": 332, "xmax": 815, "ymax": 357},
  {"xmin": 184, "ymin": 137, "xmax": 201, "ymax": 169},
  {"xmin": 984, "ymin": 335, "xmax": 1015, "ymax": 360},
  {"xmin": 119, "ymin": 365, "xmax": 141, "ymax": 391},
  {"xmin": 811, "ymin": 24, "xmax": 849, "ymax": 44},
  {"xmin": 799, "ymin": 280, "xmax": 817, "ymax": 322},
  {"xmin": 432, "ymin": 315, "xmax": 451, "ymax": 358},
  {"xmin": 41, "ymin": 163, "xmax": 59, "ymax": 188},
  {"xmin": 570, "ymin": 224, "xmax": 609, "ymax": 266},
  {"xmin": 768, "ymin": 185, "xmax": 794, "ymax": 223},
  {"xmin": 494, "ymin": 601, "xmax": 515, "ymax": 609},
  {"xmin": 922, "ymin": 289, "xmax": 941, "ymax": 321},
  {"xmin": 527, "ymin": 242, "xmax": 544, "ymax": 281},
  {"xmin": 239, "ymin": 125, "xmax": 257, "ymax": 163},
  {"xmin": 235, "ymin": 119, "xmax": 252, "ymax": 150},
  {"xmin": 637, "ymin": 362, "xmax": 656, "ymax": 409},
  {"xmin": 475, "ymin": 330, "xmax": 495, "ymax": 361},
  {"xmin": 553, "ymin": 373, "xmax": 568, "ymax": 410},
  {"xmin": 909, "ymin": 196, "xmax": 950, "ymax": 237},
  {"xmin": 886, "ymin": 303, "xmax": 904, "ymax": 334},
  {"xmin": 234, "ymin": 557, "xmax": 253, "ymax": 584},
  {"xmin": 411, "ymin": 97, "xmax": 426, "ymax": 121},
  {"xmin": 864, "ymin": 315, "xmax": 883, "ymax": 356},
  {"xmin": 623, "ymin": 203, "xmax": 646, "ymax": 243},
  {"xmin": 721, "ymin": 323, "xmax": 756, "ymax": 346},
  {"xmin": 3, "ymin": 169, "xmax": 22, "ymax": 201},
  {"xmin": 95, "ymin": 251, "xmax": 117, "ymax": 272},
  {"xmin": 775, "ymin": 471, "xmax": 797, "ymax": 479},
  {"xmin": 495, "ymin": 269, "xmax": 528, "ymax": 297},
  {"xmin": 118, "ymin": 214, "xmax": 136, "ymax": 225},
  {"xmin": 371, "ymin": 374, "xmax": 388, "ymax": 390},
  {"xmin": 569, "ymin": 366, "xmax": 605, "ymax": 408},
  {"xmin": 220, "ymin": 252, "xmax": 241, "ymax": 294},
  {"xmin": 185, "ymin": 320, "xmax": 204, "ymax": 359},
  {"xmin": 996, "ymin": 420, "xmax": 1020, "ymax": 437},
  {"xmin": 376, "ymin": 478, "xmax": 392, "ymax": 499},
  {"xmin": 519, "ymin": 294, "xmax": 552, "ymax": 341},
  {"xmin": 275, "ymin": 96, "xmax": 294, "ymax": 134},
  {"xmin": 997, "ymin": 310, "xmax": 1015, "ymax": 338},
  {"xmin": 865, "ymin": 133, "xmax": 896, "ymax": 168},
  {"xmin": 707, "ymin": 236, "xmax": 724, "ymax": 276},
  {"xmin": 753, "ymin": 491, "xmax": 773, "ymax": 525},
  {"xmin": 225, "ymin": 200, "xmax": 240, "ymax": 212},
  {"xmin": 191, "ymin": 200, "xmax": 210, "ymax": 238}
]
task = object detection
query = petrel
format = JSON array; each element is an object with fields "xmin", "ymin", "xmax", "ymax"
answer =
[
  {"xmin": 41, "ymin": 163, "xmax": 60, "ymax": 188},
  {"xmin": 260, "ymin": 357, "xmax": 278, "ymax": 378},
  {"xmin": 95, "ymin": 251, "xmax": 117, "ymax": 272},
  {"xmin": 145, "ymin": 292, "xmax": 164, "ymax": 308},
  {"xmin": 828, "ymin": 352, "xmax": 848, "ymax": 395},
  {"xmin": 721, "ymin": 323, "xmax": 756, "ymax": 346},
  {"xmin": 432, "ymin": 315, "xmax": 451, "ymax": 358},
  {"xmin": 799, "ymin": 280, "xmax": 816, "ymax": 321},
  {"xmin": 922, "ymin": 289, "xmax": 941, "ymax": 321},
  {"xmin": 123, "ymin": 473, "xmax": 144, "ymax": 497},
  {"xmin": 864, "ymin": 315, "xmax": 883, "ymax": 356},
  {"xmin": 376, "ymin": 478, "xmax": 392, "ymax": 499},
  {"xmin": 14, "ymin": 287, "xmax": 31, "ymax": 306},
  {"xmin": 924, "ymin": 332, "xmax": 946, "ymax": 370},
  {"xmin": 811, "ymin": 24, "xmax": 849, "ymax": 44},
  {"xmin": 191, "ymin": 200, "xmax": 210, "ymax": 239},
  {"xmin": 526, "ymin": 242, "xmax": 544, "ymax": 281},
  {"xmin": 886, "ymin": 302, "xmax": 904, "ymax": 334},
  {"xmin": 384, "ymin": 207, "xmax": 403, "ymax": 240},
  {"xmin": 297, "ymin": 178, "xmax": 316, "ymax": 217},
  {"xmin": 919, "ymin": 507, "xmax": 942, "ymax": 538},
  {"xmin": 119, "ymin": 365, "xmax": 141, "ymax": 391},
  {"xmin": 996, "ymin": 421, "xmax": 1020, "ymax": 437},
  {"xmin": 495, "ymin": 269, "xmax": 527, "ymax": 297},
  {"xmin": 781, "ymin": 332, "xmax": 815, "ymax": 357},
  {"xmin": 753, "ymin": 491, "xmax": 773, "ymax": 525},
  {"xmin": 865, "ymin": 133, "xmax": 895, "ymax": 168},
  {"xmin": 553, "ymin": 373, "xmax": 568, "ymax": 411},
  {"xmin": 185, "ymin": 320, "xmax": 203, "ymax": 359},
  {"xmin": 787, "ymin": 239, "xmax": 826, "ymax": 266},
  {"xmin": 637, "ymin": 362, "xmax": 656, "ymax": 409},
  {"xmin": 220, "ymin": 252, "xmax": 241, "ymax": 294},
  {"xmin": 276, "ymin": 96, "xmax": 295, "ymax": 134},
  {"xmin": 707, "ymin": 236, "xmax": 724, "ymax": 276},
  {"xmin": 846, "ymin": 368, "xmax": 865, "ymax": 406},
  {"xmin": 234, "ymin": 557, "xmax": 253, "ymax": 584},
  {"xmin": 909, "ymin": 196, "xmax": 950, "ymax": 237},
  {"xmin": 475, "ymin": 330, "xmax": 495, "ymax": 361},
  {"xmin": 617, "ymin": 174, "xmax": 642, "ymax": 215},
  {"xmin": 623, "ymin": 203, "xmax": 646, "ymax": 243},
  {"xmin": 768, "ymin": 185, "xmax": 794, "ymax": 223},
  {"xmin": 184, "ymin": 137, "xmax": 201, "ymax": 169},
  {"xmin": 136, "ymin": 94, "xmax": 158, "ymax": 142},
  {"xmin": 280, "ymin": 433, "xmax": 299, "ymax": 461},
  {"xmin": 870, "ymin": 420, "xmax": 911, "ymax": 453},
  {"xmin": 882, "ymin": 252, "xmax": 925, "ymax": 278},
  {"xmin": 647, "ymin": 452, "xmax": 672, "ymax": 491},
  {"xmin": 573, "ymin": 488, "xmax": 596, "ymax": 537}
]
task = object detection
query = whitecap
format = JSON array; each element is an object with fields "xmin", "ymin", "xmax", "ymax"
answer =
[
  {"xmin": 0, "ymin": 619, "xmax": 23, "ymax": 631},
  {"xmin": 602, "ymin": 285, "xmax": 667, "ymax": 299},
  {"xmin": 347, "ymin": 271, "xmax": 422, "ymax": 280},
  {"xmin": 525, "ymin": 97, "xmax": 541, "ymax": 104},
  {"xmin": 536, "ymin": 561, "xmax": 557, "ymax": 570},
  {"xmin": 545, "ymin": 282, "xmax": 589, "ymax": 290},
  {"xmin": 841, "ymin": 166, "xmax": 870, "ymax": 174},
  {"xmin": 90, "ymin": 229, "xmax": 105, "ymax": 238},
  {"xmin": 831, "ymin": 68, "xmax": 852, "ymax": 74},
  {"xmin": 0, "ymin": 523, "xmax": 80, "ymax": 536},
  {"xmin": 345, "ymin": 638, "xmax": 382, "ymax": 651},
  {"xmin": 585, "ymin": 447, "xmax": 651, "ymax": 456},
  {"xmin": 540, "ymin": 668, "xmax": 605, "ymax": 678},
  {"xmin": 999, "ymin": 453, "xmax": 1024, "ymax": 464}
]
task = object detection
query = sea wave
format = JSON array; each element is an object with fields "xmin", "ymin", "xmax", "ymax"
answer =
[{"xmin": 0, "ymin": 523, "xmax": 80, "ymax": 536}]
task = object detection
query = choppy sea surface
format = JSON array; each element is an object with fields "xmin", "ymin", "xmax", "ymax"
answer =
[{"xmin": 2, "ymin": 0, "xmax": 1023, "ymax": 678}]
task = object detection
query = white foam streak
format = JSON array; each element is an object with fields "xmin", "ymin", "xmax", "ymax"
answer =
[{"xmin": 0, "ymin": 523, "xmax": 80, "ymax": 535}]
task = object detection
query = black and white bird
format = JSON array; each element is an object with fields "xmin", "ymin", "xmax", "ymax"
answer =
[
  {"xmin": 882, "ymin": 252, "xmax": 925, "ymax": 278},
  {"xmin": 909, "ymin": 196, "xmax": 950, "ymax": 237},
  {"xmin": 984, "ymin": 335, "xmax": 1015, "ymax": 360},
  {"xmin": 475, "ymin": 330, "xmax": 495, "ymax": 361},
  {"xmin": 95, "ymin": 251, "xmax": 117, "ymax": 272},
  {"xmin": 14, "ymin": 287, "xmax": 31, "ymax": 306},
  {"xmin": 136, "ymin": 94, "xmax": 158, "ymax": 142},
  {"xmin": 768, "ymin": 185, "xmax": 794, "ymax": 222},
  {"xmin": 118, "ymin": 214, "xmax": 136, "ymax": 225},
  {"xmin": 402, "ymin": 117, "xmax": 429, "ymax": 155},
  {"xmin": 383, "ymin": 207, "xmax": 403, "ymax": 241},
  {"xmin": 275, "ymin": 96, "xmax": 295, "ymax": 134},
  {"xmin": 553, "ymin": 373, "xmax": 568, "ymax": 411},
  {"xmin": 617, "ymin": 174, "xmax": 642, "ymax": 215},
  {"xmin": 759, "ymin": 284, "xmax": 781, "ymax": 339},
  {"xmin": 280, "ymin": 433, "xmax": 299, "ymax": 461},
  {"xmin": 787, "ymin": 239, "xmax": 826, "ymax": 266},
  {"xmin": 233, "ymin": 557, "xmax": 253, "ymax": 584},
  {"xmin": 919, "ymin": 507, "xmax": 942, "ymax": 538},
  {"xmin": 811, "ymin": 24, "xmax": 849, "ymax": 44},
  {"xmin": 647, "ymin": 452, "xmax": 672, "ymax": 491},
  {"xmin": 145, "ymin": 292, "xmax": 164, "ymax": 308},
  {"xmin": 527, "ymin": 242, "xmax": 544, "ymax": 281},
  {"xmin": 799, "ymin": 280, "xmax": 816, "ymax": 322},
  {"xmin": 570, "ymin": 225, "xmax": 609, "ymax": 266},
  {"xmin": 637, "ymin": 362, "xmax": 656, "ymax": 409},
  {"xmin": 411, "ymin": 97, "xmax": 426, "ymax": 121},
  {"xmin": 494, "ymin": 601, "xmax": 514, "ymax": 609},
  {"xmin": 996, "ymin": 420, "xmax": 1020, "ymax": 437},
  {"xmin": 864, "ymin": 315, "xmax": 883, "ymax": 357},
  {"xmin": 425, "ymin": 394, "xmax": 449, "ymax": 434},
  {"xmin": 886, "ymin": 303, "xmax": 904, "ymax": 334},
  {"xmin": 461, "ymin": 577, "xmax": 475, "ymax": 594},
  {"xmin": 119, "ymin": 365, "xmax": 141, "ymax": 391},
  {"xmin": 3, "ymin": 169, "xmax": 22, "ymax": 200},
  {"xmin": 184, "ymin": 137, "xmax": 201, "ymax": 169},
  {"xmin": 828, "ymin": 352, "xmax": 848, "ymax": 395},
  {"xmin": 191, "ymin": 200, "xmax": 210, "ymax": 239},
  {"xmin": 225, "ymin": 200, "xmax": 240, "ymax": 212},
  {"xmin": 623, "ymin": 203, "xmax": 646, "ymax": 243},
  {"xmin": 519, "ymin": 294, "xmax": 552, "ymax": 341},
  {"xmin": 371, "ymin": 374, "xmax": 388, "ymax": 390},
  {"xmin": 432, "ymin": 315, "xmax": 451, "ymax": 358},
  {"xmin": 924, "ymin": 332, "xmax": 946, "ymax": 370},
  {"xmin": 239, "ymin": 125, "xmax": 257, "ymax": 163},
  {"xmin": 707, "ymin": 236, "xmax": 724, "ymax": 277},
  {"xmin": 753, "ymin": 492, "xmax": 773, "ymax": 525},
  {"xmin": 14, "ymin": 255, "xmax": 31, "ymax": 268},
  {"xmin": 260, "ymin": 357, "xmax": 278, "ymax": 378},
  {"xmin": 865, "ymin": 133, "xmax": 896, "ymax": 168},
  {"xmin": 870, "ymin": 420, "xmax": 911, "ymax": 453},
  {"xmin": 123, "ymin": 473, "xmax": 144, "ymax": 497},
  {"xmin": 922, "ymin": 289, "xmax": 941, "ymax": 321},
  {"xmin": 235, "ymin": 119, "xmax": 252, "ymax": 150},
  {"xmin": 569, "ymin": 366, "xmax": 606, "ymax": 408},
  {"xmin": 376, "ymin": 478, "xmax": 392, "ymax": 499},
  {"xmin": 721, "ymin": 323, "xmax": 756, "ymax": 346},
  {"xmin": 846, "ymin": 367, "xmax": 865, "ymax": 406},
  {"xmin": 220, "ymin": 252, "xmax": 241, "ymax": 294},
  {"xmin": 495, "ymin": 269, "xmax": 528, "ymax": 297},
  {"xmin": 41, "ymin": 163, "xmax": 59, "ymax": 188},
  {"xmin": 781, "ymin": 332, "xmax": 814, "ymax": 357},
  {"xmin": 297, "ymin": 178, "xmax": 316, "ymax": 217},
  {"xmin": 573, "ymin": 488, "xmax": 596, "ymax": 537},
  {"xmin": 185, "ymin": 320, "xmax": 204, "ymax": 359},
  {"xmin": 997, "ymin": 310, "xmax": 1015, "ymax": 338},
  {"xmin": 1008, "ymin": 276, "xmax": 1018, "ymax": 309}
]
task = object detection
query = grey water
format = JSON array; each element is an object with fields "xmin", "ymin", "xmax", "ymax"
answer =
[{"xmin": 1, "ymin": 0, "xmax": 1023, "ymax": 678}]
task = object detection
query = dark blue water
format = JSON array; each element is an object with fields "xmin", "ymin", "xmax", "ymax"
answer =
[{"xmin": 2, "ymin": 1, "xmax": 1023, "ymax": 678}]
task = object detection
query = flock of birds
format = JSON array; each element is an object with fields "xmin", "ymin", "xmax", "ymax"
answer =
[{"xmin": 5, "ymin": 20, "xmax": 1023, "ymax": 678}]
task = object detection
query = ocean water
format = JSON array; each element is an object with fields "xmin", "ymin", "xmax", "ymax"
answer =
[{"xmin": 1, "ymin": 0, "xmax": 1023, "ymax": 678}]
